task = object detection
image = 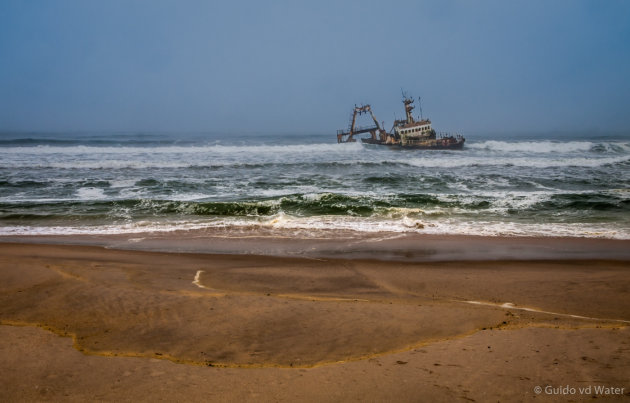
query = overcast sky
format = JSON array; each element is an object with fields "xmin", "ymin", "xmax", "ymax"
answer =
[{"xmin": 1, "ymin": 0, "xmax": 629, "ymax": 134}]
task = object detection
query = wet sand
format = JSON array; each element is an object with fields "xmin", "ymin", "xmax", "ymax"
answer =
[
  {"xmin": 4, "ymin": 231, "xmax": 630, "ymax": 261},
  {"xmin": 1, "ymin": 241, "xmax": 629, "ymax": 401}
]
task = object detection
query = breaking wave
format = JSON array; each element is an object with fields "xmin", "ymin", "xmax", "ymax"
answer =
[{"xmin": 1, "ymin": 191, "xmax": 627, "ymax": 221}]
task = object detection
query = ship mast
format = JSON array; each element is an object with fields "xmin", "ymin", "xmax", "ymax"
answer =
[{"xmin": 401, "ymin": 91, "xmax": 415, "ymax": 124}]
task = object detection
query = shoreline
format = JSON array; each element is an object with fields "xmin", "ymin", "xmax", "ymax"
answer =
[{"xmin": 2, "ymin": 231, "xmax": 630, "ymax": 262}]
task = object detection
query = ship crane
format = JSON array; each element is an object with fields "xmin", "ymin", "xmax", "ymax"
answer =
[{"xmin": 336, "ymin": 104, "xmax": 388, "ymax": 143}]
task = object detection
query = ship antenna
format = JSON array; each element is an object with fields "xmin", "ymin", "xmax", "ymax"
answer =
[{"xmin": 418, "ymin": 96, "xmax": 423, "ymax": 120}]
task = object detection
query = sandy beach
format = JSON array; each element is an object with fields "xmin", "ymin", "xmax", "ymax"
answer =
[
  {"xmin": 1, "ymin": 239, "xmax": 629, "ymax": 401},
  {"xmin": 3, "ymin": 0, "xmax": 630, "ymax": 401}
]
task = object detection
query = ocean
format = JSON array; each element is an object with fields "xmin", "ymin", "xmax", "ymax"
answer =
[{"xmin": 0, "ymin": 131, "xmax": 629, "ymax": 239}]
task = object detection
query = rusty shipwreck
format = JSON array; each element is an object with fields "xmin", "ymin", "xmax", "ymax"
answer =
[{"xmin": 336, "ymin": 94, "xmax": 465, "ymax": 149}]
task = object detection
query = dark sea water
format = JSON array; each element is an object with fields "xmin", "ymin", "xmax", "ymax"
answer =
[{"xmin": 0, "ymin": 132, "xmax": 628, "ymax": 239}]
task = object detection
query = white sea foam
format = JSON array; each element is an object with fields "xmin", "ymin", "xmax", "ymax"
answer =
[
  {"xmin": 168, "ymin": 192, "xmax": 216, "ymax": 202},
  {"xmin": 192, "ymin": 270, "xmax": 208, "ymax": 289},
  {"xmin": 1, "ymin": 215, "xmax": 628, "ymax": 239},
  {"xmin": 462, "ymin": 301, "xmax": 630, "ymax": 324},
  {"xmin": 2, "ymin": 140, "xmax": 628, "ymax": 157},
  {"xmin": 76, "ymin": 187, "xmax": 106, "ymax": 200},
  {"xmin": 467, "ymin": 140, "xmax": 597, "ymax": 153},
  {"xmin": 108, "ymin": 179, "xmax": 137, "ymax": 188},
  {"xmin": 404, "ymin": 155, "xmax": 630, "ymax": 169},
  {"xmin": 10, "ymin": 155, "xmax": 620, "ymax": 170},
  {"xmin": 255, "ymin": 186, "xmax": 323, "ymax": 198},
  {"xmin": 0, "ymin": 142, "xmax": 362, "ymax": 156}
]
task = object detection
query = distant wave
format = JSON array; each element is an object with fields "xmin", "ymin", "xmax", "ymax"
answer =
[
  {"xmin": 0, "ymin": 137, "xmax": 203, "ymax": 147},
  {"xmin": 468, "ymin": 140, "xmax": 630, "ymax": 153},
  {"xmin": 403, "ymin": 155, "xmax": 630, "ymax": 169},
  {"xmin": 1, "ymin": 155, "xmax": 628, "ymax": 170},
  {"xmin": 0, "ymin": 142, "xmax": 362, "ymax": 155},
  {"xmin": 3, "ymin": 140, "xmax": 629, "ymax": 154}
]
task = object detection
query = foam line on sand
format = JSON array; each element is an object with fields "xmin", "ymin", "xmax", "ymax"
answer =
[
  {"xmin": 462, "ymin": 300, "xmax": 630, "ymax": 324},
  {"xmin": 192, "ymin": 270, "xmax": 208, "ymax": 289}
]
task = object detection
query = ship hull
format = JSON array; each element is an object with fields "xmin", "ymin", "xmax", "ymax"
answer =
[{"xmin": 361, "ymin": 138, "xmax": 465, "ymax": 150}]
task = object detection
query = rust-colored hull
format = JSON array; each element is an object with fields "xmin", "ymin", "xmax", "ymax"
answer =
[{"xmin": 361, "ymin": 137, "xmax": 465, "ymax": 150}]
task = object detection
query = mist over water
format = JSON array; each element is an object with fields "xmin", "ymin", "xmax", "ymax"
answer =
[{"xmin": 0, "ymin": 132, "xmax": 628, "ymax": 239}]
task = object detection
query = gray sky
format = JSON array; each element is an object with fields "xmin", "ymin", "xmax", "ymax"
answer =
[{"xmin": 1, "ymin": 0, "xmax": 629, "ymax": 134}]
